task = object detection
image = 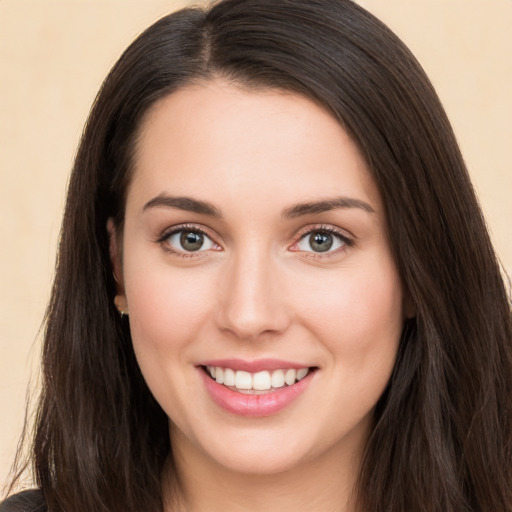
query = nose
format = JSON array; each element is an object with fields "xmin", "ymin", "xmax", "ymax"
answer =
[{"xmin": 216, "ymin": 247, "xmax": 291, "ymax": 341}]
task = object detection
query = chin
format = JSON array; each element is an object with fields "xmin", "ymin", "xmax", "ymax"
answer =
[{"xmin": 209, "ymin": 443, "xmax": 312, "ymax": 476}]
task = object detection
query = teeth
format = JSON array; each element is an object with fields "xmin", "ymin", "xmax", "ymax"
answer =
[
  {"xmin": 284, "ymin": 369, "xmax": 296, "ymax": 386},
  {"xmin": 253, "ymin": 371, "xmax": 271, "ymax": 391},
  {"xmin": 223, "ymin": 368, "xmax": 235, "ymax": 387},
  {"xmin": 272, "ymin": 370, "xmax": 284, "ymax": 388},
  {"xmin": 235, "ymin": 371, "xmax": 252, "ymax": 390},
  {"xmin": 296, "ymin": 368, "xmax": 308, "ymax": 381},
  {"xmin": 206, "ymin": 366, "xmax": 311, "ymax": 392},
  {"xmin": 271, "ymin": 369, "xmax": 285, "ymax": 388}
]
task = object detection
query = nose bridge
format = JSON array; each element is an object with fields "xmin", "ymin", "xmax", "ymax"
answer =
[{"xmin": 217, "ymin": 242, "xmax": 289, "ymax": 340}]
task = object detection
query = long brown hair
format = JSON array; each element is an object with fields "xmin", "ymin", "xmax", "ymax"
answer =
[{"xmin": 8, "ymin": 0, "xmax": 512, "ymax": 510}]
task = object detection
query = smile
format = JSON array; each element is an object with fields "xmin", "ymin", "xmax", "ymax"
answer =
[
  {"xmin": 204, "ymin": 365, "xmax": 311, "ymax": 394},
  {"xmin": 199, "ymin": 361, "xmax": 317, "ymax": 417}
]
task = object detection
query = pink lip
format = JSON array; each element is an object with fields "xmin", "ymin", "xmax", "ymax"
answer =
[
  {"xmin": 199, "ymin": 366, "xmax": 316, "ymax": 417},
  {"xmin": 199, "ymin": 358, "xmax": 309, "ymax": 372}
]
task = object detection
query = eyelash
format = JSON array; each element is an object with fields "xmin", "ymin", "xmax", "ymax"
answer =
[
  {"xmin": 156, "ymin": 223, "xmax": 354, "ymax": 258},
  {"xmin": 292, "ymin": 224, "xmax": 354, "ymax": 259},
  {"xmin": 156, "ymin": 224, "xmax": 220, "ymax": 258}
]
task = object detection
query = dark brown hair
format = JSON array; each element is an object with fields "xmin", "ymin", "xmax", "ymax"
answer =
[{"xmin": 8, "ymin": 0, "xmax": 512, "ymax": 510}]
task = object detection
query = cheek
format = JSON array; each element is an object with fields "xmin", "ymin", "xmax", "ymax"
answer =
[
  {"xmin": 293, "ymin": 256, "xmax": 404, "ymax": 379},
  {"xmin": 122, "ymin": 256, "xmax": 219, "ymax": 420},
  {"xmin": 300, "ymin": 269, "xmax": 403, "ymax": 342},
  {"xmin": 124, "ymin": 255, "xmax": 216, "ymax": 356},
  {"xmin": 299, "ymin": 263, "xmax": 403, "ymax": 426}
]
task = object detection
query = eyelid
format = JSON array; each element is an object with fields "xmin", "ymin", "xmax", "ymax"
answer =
[
  {"xmin": 156, "ymin": 223, "xmax": 222, "ymax": 255},
  {"xmin": 155, "ymin": 222, "xmax": 353, "ymax": 258},
  {"xmin": 289, "ymin": 224, "xmax": 354, "ymax": 255}
]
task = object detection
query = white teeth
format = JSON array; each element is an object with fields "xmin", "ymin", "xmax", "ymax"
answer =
[
  {"xmin": 235, "ymin": 371, "xmax": 252, "ymax": 390},
  {"xmin": 296, "ymin": 368, "xmax": 308, "ymax": 381},
  {"xmin": 252, "ymin": 371, "xmax": 271, "ymax": 391},
  {"xmin": 223, "ymin": 368, "xmax": 236, "ymax": 387},
  {"xmin": 271, "ymin": 369, "xmax": 285, "ymax": 388},
  {"xmin": 206, "ymin": 366, "xmax": 311, "ymax": 392},
  {"xmin": 284, "ymin": 369, "xmax": 296, "ymax": 386}
]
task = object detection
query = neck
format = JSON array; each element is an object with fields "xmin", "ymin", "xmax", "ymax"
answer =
[{"xmin": 163, "ymin": 425, "xmax": 366, "ymax": 512}]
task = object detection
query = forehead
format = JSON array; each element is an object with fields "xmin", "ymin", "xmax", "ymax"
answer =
[{"xmin": 128, "ymin": 79, "xmax": 382, "ymax": 215}]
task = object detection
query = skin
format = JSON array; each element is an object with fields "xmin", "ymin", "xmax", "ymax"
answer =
[{"xmin": 110, "ymin": 79, "xmax": 408, "ymax": 512}]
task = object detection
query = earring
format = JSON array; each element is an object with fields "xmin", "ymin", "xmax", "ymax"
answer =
[{"xmin": 114, "ymin": 295, "xmax": 129, "ymax": 317}]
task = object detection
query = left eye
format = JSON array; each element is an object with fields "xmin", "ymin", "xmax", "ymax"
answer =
[
  {"xmin": 296, "ymin": 230, "xmax": 346, "ymax": 253},
  {"xmin": 166, "ymin": 230, "xmax": 216, "ymax": 252}
]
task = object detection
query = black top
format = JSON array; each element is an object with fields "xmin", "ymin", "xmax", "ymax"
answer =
[{"xmin": 0, "ymin": 490, "xmax": 46, "ymax": 512}]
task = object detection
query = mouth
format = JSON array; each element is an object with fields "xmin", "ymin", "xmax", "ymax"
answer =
[
  {"xmin": 198, "ymin": 358, "xmax": 318, "ymax": 416},
  {"xmin": 202, "ymin": 365, "xmax": 316, "ymax": 395}
]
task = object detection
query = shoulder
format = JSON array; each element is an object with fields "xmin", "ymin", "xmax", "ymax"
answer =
[{"xmin": 0, "ymin": 490, "xmax": 46, "ymax": 512}]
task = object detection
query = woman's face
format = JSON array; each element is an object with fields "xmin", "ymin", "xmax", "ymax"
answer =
[{"xmin": 112, "ymin": 79, "xmax": 406, "ymax": 476}]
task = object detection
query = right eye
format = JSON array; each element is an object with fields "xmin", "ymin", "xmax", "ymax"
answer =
[{"xmin": 164, "ymin": 229, "xmax": 217, "ymax": 253}]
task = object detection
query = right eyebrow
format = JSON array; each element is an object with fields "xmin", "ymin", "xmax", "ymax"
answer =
[{"xmin": 142, "ymin": 194, "xmax": 222, "ymax": 218}]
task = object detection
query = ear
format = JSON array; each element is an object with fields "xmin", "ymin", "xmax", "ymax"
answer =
[{"xmin": 107, "ymin": 218, "xmax": 128, "ymax": 314}]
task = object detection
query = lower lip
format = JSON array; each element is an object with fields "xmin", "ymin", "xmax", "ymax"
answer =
[{"xmin": 199, "ymin": 368, "xmax": 315, "ymax": 417}]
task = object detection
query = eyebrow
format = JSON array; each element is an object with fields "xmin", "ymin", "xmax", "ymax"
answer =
[
  {"xmin": 142, "ymin": 194, "xmax": 374, "ymax": 219},
  {"xmin": 281, "ymin": 197, "xmax": 375, "ymax": 219},
  {"xmin": 143, "ymin": 194, "xmax": 222, "ymax": 218}
]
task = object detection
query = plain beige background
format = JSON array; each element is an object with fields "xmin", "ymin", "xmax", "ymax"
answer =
[{"xmin": 1, "ymin": 0, "xmax": 511, "ymax": 490}]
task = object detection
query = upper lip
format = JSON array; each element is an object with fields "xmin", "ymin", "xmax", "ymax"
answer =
[{"xmin": 198, "ymin": 358, "xmax": 313, "ymax": 373}]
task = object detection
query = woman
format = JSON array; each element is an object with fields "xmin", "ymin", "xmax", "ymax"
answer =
[{"xmin": 3, "ymin": 0, "xmax": 511, "ymax": 511}]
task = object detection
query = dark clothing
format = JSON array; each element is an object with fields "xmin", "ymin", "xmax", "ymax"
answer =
[{"xmin": 0, "ymin": 490, "xmax": 46, "ymax": 512}]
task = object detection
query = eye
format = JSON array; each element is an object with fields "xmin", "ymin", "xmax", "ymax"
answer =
[
  {"xmin": 165, "ymin": 229, "xmax": 217, "ymax": 253},
  {"xmin": 295, "ymin": 229, "xmax": 349, "ymax": 253}
]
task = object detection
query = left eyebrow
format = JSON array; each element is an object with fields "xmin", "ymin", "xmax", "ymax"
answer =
[
  {"xmin": 281, "ymin": 197, "xmax": 375, "ymax": 219},
  {"xmin": 142, "ymin": 194, "xmax": 222, "ymax": 218}
]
